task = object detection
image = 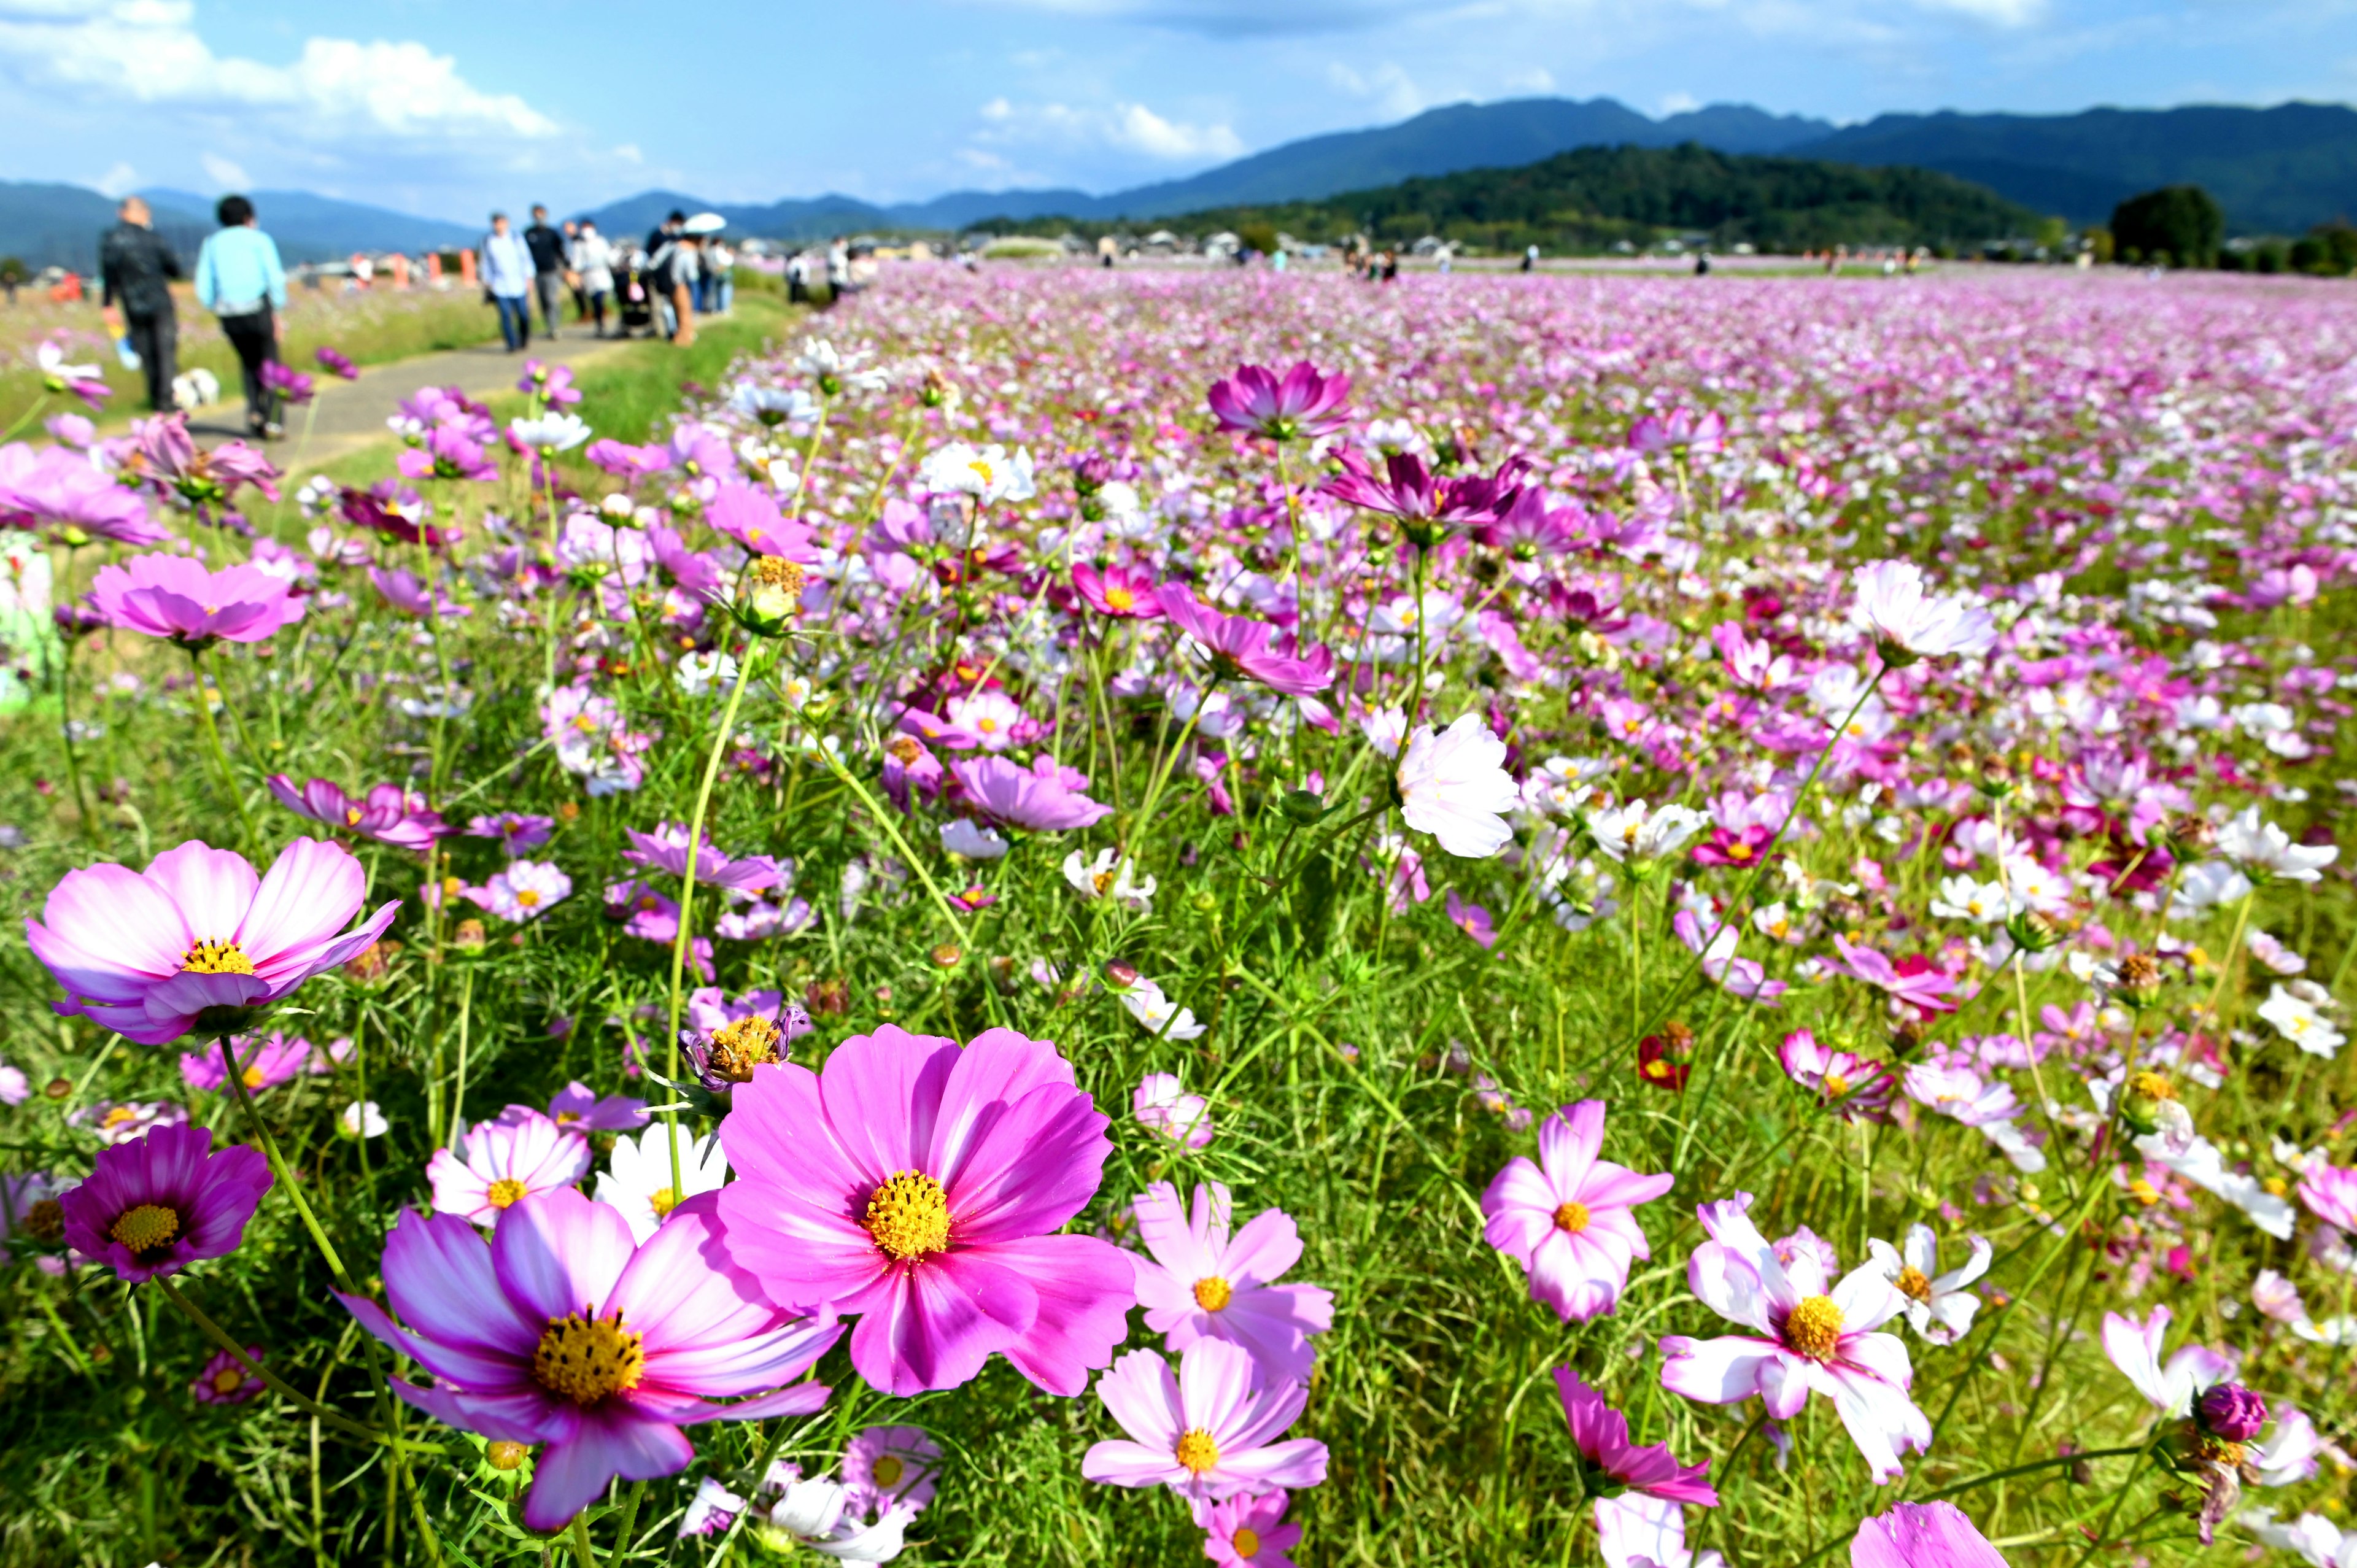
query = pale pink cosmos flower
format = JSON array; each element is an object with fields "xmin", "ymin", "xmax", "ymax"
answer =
[
  {"xmin": 1131, "ymin": 1181, "xmax": 1333, "ymax": 1385},
  {"xmin": 1191, "ymin": 1489, "xmax": 1302, "ymax": 1568},
  {"xmin": 2100, "ymin": 1304, "xmax": 2236, "ymax": 1417},
  {"xmin": 1659, "ymin": 1194, "xmax": 1929, "ymax": 1482},
  {"xmin": 1082, "ymin": 1338, "xmax": 1328, "ymax": 1502},
  {"xmin": 842, "ymin": 1424, "xmax": 942, "ymax": 1517},
  {"xmin": 1136, "ymin": 1073, "xmax": 1215, "ymax": 1148},
  {"xmin": 1850, "ymin": 1501, "xmax": 2006, "ymax": 1567},
  {"xmin": 1849, "ymin": 560, "xmax": 1996, "ymax": 665},
  {"xmin": 1595, "ymin": 1493, "xmax": 1725, "ymax": 1568},
  {"xmin": 88, "ymin": 553, "xmax": 304, "ymax": 648},
  {"xmin": 1864, "ymin": 1226, "xmax": 1991, "ymax": 1345},
  {"xmin": 426, "ymin": 1109, "xmax": 592, "ymax": 1227},
  {"xmin": 1480, "ymin": 1100, "xmax": 1673, "ymax": 1323},
  {"xmin": 25, "ymin": 837, "xmax": 399, "ymax": 1046},
  {"xmin": 479, "ymin": 859, "xmax": 571, "ymax": 922},
  {"xmin": 946, "ymin": 689, "xmax": 1026, "ymax": 752},
  {"xmin": 1396, "ymin": 713, "xmax": 1519, "ymax": 858}
]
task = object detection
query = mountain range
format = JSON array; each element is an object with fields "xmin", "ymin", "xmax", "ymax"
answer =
[{"xmin": 4, "ymin": 97, "xmax": 2353, "ymax": 270}]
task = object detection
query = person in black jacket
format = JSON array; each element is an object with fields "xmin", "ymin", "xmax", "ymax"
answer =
[
  {"xmin": 99, "ymin": 196, "xmax": 182, "ymax": 411},
  {"xmin": 524, "ymin": 204, "xmax": 568, "ymax": 339}
]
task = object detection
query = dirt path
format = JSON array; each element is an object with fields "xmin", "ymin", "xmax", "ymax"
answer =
[{"xmin": 185, "ymin": 328, "xmax": 643, "ymax": 477}]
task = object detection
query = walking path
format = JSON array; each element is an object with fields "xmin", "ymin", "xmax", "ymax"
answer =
[{"xmin": 185, "ymin": 330, "xmax": 643, "ymax": 477}]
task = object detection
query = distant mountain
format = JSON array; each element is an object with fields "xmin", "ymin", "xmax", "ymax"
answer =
[
  {"xmin": 139, "ymin": 188, "xmax": 478, "ymax": 264},
  {"xmin": 1792, "ymin": 104, "xmax": 2357, "ymax": 232},
  {"xmin": 0, "ymin": 180, "xmax": 208, "ymax": 271}
]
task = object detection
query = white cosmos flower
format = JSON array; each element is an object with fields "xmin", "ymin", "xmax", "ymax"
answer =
[
  {"xmin": 1865, "ymin": 1225, "xmax": 1991, "ymax": 1345},
  {"xmin": 2170, "ymin": 859, "xmax": 2254, "ymax": 917},
  {"xmin": 1850, "ymin": 559, "xmax": 1997, "ymax": 663},
  {"xmin": 1061, "ymin": 848, "xmax": 1156, "ymax": 913},
  {"xmin": 2258, "ymin": 984, "xmax": 2345, "ymax": 1059},
  {"xmin": 1119, "ymin": 976, "xmax": 1205, "ymax": 1041},
  {"xmin": 1929, "ymin": 875, "xmax": 2014, "ymax": 924},
  {"xmin": 338, "ymin": 1100, "xmax": 389, "ymax": 1138},
  {"xmin": 509, "ymin": 412, "xmax": 592, "ymax": 450},
  {"xmin": 1585, "ymin": 798, "xmax": 1708, "ymax": 864},
  {"xmin": 729, "ymin": 382, "xmax": 820, "ymax": 425},
  {"xmin": 2218, "ymin": 806, "xmax": 2339, "ymax": 883},
  {"xmin": 594, "ymin": 1124, "xmax": 730, "ymax": 1244},
  {"xmin": 675, "ymin": 649, "xmax": 740, "ymax": 698},
  {"xmin": 1396, "ymin": 713, "xmax": 1518, "ymax": 858},
  {"xmin": 919, "ymin": 441, "xmax": 1036, "ymax": 504}
]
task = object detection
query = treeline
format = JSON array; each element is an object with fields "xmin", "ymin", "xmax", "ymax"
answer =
[
  {"xmin": 2108, "ymin": 183, "xmax": 2357, "ymax": 276},
  {"xmin": 969, "ymin": 143, "xmax": 2040, "ymax": 255}
]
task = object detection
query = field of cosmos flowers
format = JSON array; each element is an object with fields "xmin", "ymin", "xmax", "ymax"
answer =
[{"xmin": 0, "ymin": 261, "xmax": 2352, "ymax": 1568}]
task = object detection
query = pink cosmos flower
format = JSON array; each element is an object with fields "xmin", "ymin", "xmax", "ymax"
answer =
[
  {"xmin": 1206, "ymin": 361, "xmax": 1351, "ymax": 442},
  {"xmin": 1323, "ymin": 450, "xmax": 1522, "ymax": 541},
  {"xmin": 546, "ymin": 1081, "xmax": 648, "ymax": 1132},
  {"xmin": 72, "ymin": 1099, "xmax": 190, "ymax": 1145},
  {"xmin": 1830, "ymin": 937, "xmax": 1961, "ymax": 1017},
  {"xmin": 180, "ymin": 1032, "xmax": 311, "ymax": 1094},
  {"xmin": 1481, "ymin": 1100, "xmax": 1674, "ymax": 1322},
  {"xmin": 367, "ymin": 565, "xmax": 469, "ymax": 620},
  {"xmin": 0, "ymin": 442, "xmax": 168, "ymax": 544},
  {"xmin": 26, "ymin": 838, "xmax": 399, "ymax": 1045},
  {"xmin": 36, "ymin": 338, "xmax": 110, "ymax": 409},
  {"xmin": 397, "ymin": 422, "xmax": 500, "ymax": 482},
  {"xmin": 260, "ymin": 360, "xmax": 314, "ymax": 406},
  {"xmin": 1778, "ymin": 1030, "xmax": 1897, "ymax": 1123},
  {"xmin": 521, "ymin": 360, "xmax": 582, "ymax": 405},
  {"xmin": 88, "ymin": 553, "xmax": 303, "ymax": 647},
  {"xmin": 192, "ymin": 1343, "xmax": 267, "ymax": 1405},
  {"xmin": 1850, "ymin": 1501, "xmax": 2007, "ymax": 1567},
  {"xmin": 479, "ymin": 860, "xmax": 571, "ymax": 922},
  {"xmin": 2297, "ymin": 1161, "xmax": 2357, "ymax": 1233},
  {"xmin": 466, "ymin": 811, "xmax": 555, "ymax": 854},
  {"xmin": 1864, "ymin": 1226, "xmax": 1991, "ymax": 1346},
  {"xmin": 1192, "ymin": 1489, "xmax": 1302, "ymax": 1568},
  {"xmin": 708, "ymin": 480, "xmax": 813, "ymax": 559},
  {"xmin": 1555, "ymin": 1369, "xmax": 1718, "ymax": 1505},
  {"xmin": 340, "ymin": 1189, "xmax": 840, "ymax": 1531},
  {"xmin": 1158, "ymin": 583, "xmax": 1334, "ymax": 695},
  {"xmin": 58, "ymin": 1122, "xmax": 272, "ymax": 1283},
  {"xmin": 716, "ymin": 1023, "xmax": 1136, "ymax": 1397},
  {"xmin": 1674, "ymin": 911, "xmax": 1787, "ymax": 1006},
  {"xmin": 1082, "ymin": 1338, "xmax": 1328, "ymax": 1501},
  {"xmin": 946, "ymin": 689, "xmax": 1026, "ymax": 752},
  {"xmin": 266, "ymin": 776, "xmax": 452, "ymax": 854},
  {"xmin": 1659, "ymin": 1194, "xmax": 1929, "ymax": 1482},
  {"xmin": 1446, "ymin": 889, "xmax": 1498, "ymax": 948},
  {"xmin": 1131, "ymin": 1181, "xmax": 1333, "ymax": 1386},
  {"xmin": 125, "ymin": 412, "xmax": 279, "ymax": 508},
  {"xmin": 1074, "ymin": 563, "xmax": 1164, "ymax": 619},
  {"xmin": 427, "ymin": 1109, "xmax": 592, "ymax": 1227},
  {"xmin": 1850, "ymin": 560, "xmax": 1997, "ymax": 666},
  {"xmin": 2100, "ymin": 1304, "xmax": 2236, "ymax": 1416},
  {"xmin": 1136, "ymin": 1072, "xmax": 1215, "ymax": 1148},
  {"xmin": 951, "ymin": 754, "xmax": 1113, "ymax": 832},
  {"xmin": 315, "ymin": 346, "xmax": 358, "ymax": 379},
  {"xmin": 622, "ymin": 822, "xmax": 785, "ymax": 892},
  {"xmin": 842, "ymin": 1425, "xmax": 943, "ymax": 1516}
]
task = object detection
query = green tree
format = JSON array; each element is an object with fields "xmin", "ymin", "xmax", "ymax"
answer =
[
  {"xmin": 1237, "ymin": 222, "xmax": 1280, "ymax": 257},
  {"xmin": 2108, "ymin": 185, "xmax": 2224, "ymax": 269}
]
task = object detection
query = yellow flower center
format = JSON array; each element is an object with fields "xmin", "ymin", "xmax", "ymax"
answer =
[
  {"xmin": 969, "ymin": 458, "xmax": 996, "ymax": 485},
  {"xmin": 2128, "ymin": 1069, "xmax": 2177, "ymax": 1103},
  {"xmin": 212, "ymin": 1367, "xmax": 246, "ymax": 1396},
  {"xmin": 1824, "ymin": 1073, "xmax": 1851, "ymax": 1099},
  {"xmin": 648, "ymin": 1186, "xmax": 679, "ymax": 1219},
  {"xmin": 1233, "ymin": 1527, "xmax": 1262, "ymax": 1558},
  {"xmin": 345, "ymin": 807, "xmax": 363, "ymax": 825},
  {"xmin": 532, "ymin": 1310, "xmax": 645, "ymax": 1405},
  {"xmin": 1786, "ymin": 1294, "xmax": 1846, "ymax": 1361},
  {"xmin": 242, "ymin": 1067, "xmax": 267, "ymax": 1090},
  {"xmin": 705, "ymin": 1014, "xmax": 784, "ymax": 1082},
  {"xmin": 864, "ymin": 1170, "xmax": 951, "ymax": 1261},
  {"xmin": 1728, "ymin": 841, "xmax": 1754, "ymax": 860},
  {"xmin": 555, "ymin": 1110, "xmax": 581, "ymax": 1125},
  {"xmin": 2129, "ymin": 1177, "xmax": 2162, "ymax": 1206},
  {"xmin": 181, "ymin": 938, "xmax": 255, "ymax": 976},
  {"xmin": 977, "ymin": 716, "xmax": 998, "ymax": 732},
  {"xmin": 516, "ymin": 888, "xmax": 541, "ymax": 907},
  {"xmin": 110, "ymin": 1203, "xmax": 180, "ymax": 1254},
  {"xmin": 1174, "ymin": 1428, "xmax": 1221, "ymax": 1474},
  {"xmin": 1093, "ymin": 869, "xmax": 1116, "ymax": 895},
  {"xmin": 486, "ymin": 1178, "xmax": 530, "ymax": 1209},
  {"xmin": 1895, "ymin": 1266, "xmax": 1932, "ymax": 1302},
  {"xmin": 1194, "ymin": 1276, "xmax": 1234, "ymax": 1311},
  {"xmin": 1105, "ymin": 586, "xmax": 1135, "ymax": 611},
  {"xmin": 1553, "ymin": 1201, "xmax": 1591, "ymax": 1234},
  {"xmin": 102, "ymin": 1106, "xmax": 137, "ymax": 1128},
  {"xmin": 872, "ymin": 1455, "xmax": 905, "ymax": 1488}
]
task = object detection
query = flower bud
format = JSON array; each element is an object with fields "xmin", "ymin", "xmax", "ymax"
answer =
[
  {"xmin": 1104, "ymin": 959, "xmax": 1139, "ymax": 991},
  {"xmin": 1279, "ymin": 789, "xmax": 1326, "ymax": 825},
  {"xmin": 2119, "ymin": 1070, "xmax": 2180, "ymax": 1138},
  {"xmin": 2109, "ymin": 952, "xmax": 2165, "ymax": 1009},
  {"xmin": 2197, "ymin": 1383, "xmax": 2267, "ymax": 1443},
  {"xmin": 735, "ymin": 556, "xmax": 805, "ymax": 635},
  {"xmin": 929, "ymin": 943, "xmax": 963, "ymax": 969},
  {"xmin": 2005, "ymin": 908, "xmax": 2062, "ymax": 954},
  {"xmin": 451, "ymin": 919, "xmax": 488, "ymax": 954},
  {"xmin": 486, "ymin": 1440, "xmax": 529, "ymax": 1471}
]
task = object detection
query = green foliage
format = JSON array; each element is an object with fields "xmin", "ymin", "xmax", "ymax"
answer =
[{"xmin": 2110, "ymin": 185, "xmax": 2226, "ymax": 269}]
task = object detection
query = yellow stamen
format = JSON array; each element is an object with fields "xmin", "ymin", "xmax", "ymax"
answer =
[
  {"xmin": 1193, "ymin": 1276, "xmax": 1234, "ymax": 1311},
  {"xmin": 110, "ymin": 1203, "xmax": 180, "ymax": 1254},
  {"xmin": 212, "ymin": 1367, "xmax": 245, "ymax": 1395},
  {"xmin": 864, "ymin": 1170, "xmax": 951, "ymax": 1261},
  {"xmin": 532, "ymin": 1310, "xmax": 645, "ymax": 1404},
  {"xmin": 486, "ymin": 1178, "xmax": 529, "ymax": 1209},
  {"xmin": 1174, "ymin": 1428, "xmax": 1221, "ymax": 1474},
  {"xmin": 1105, "ymin": 586, "xmax": 1135, "ymax": 611},
  {"xmin": 1895, "ymin": 1266, "xmax": 1932, "ymax": 1302},
  {"xmin": 1785, "ymin": 1294, "xmax": 1845, "ymax": 1361},
  {"xmin": 648, "ymin": 1186, "xmax": 679, "ymax": 1219},
  {"xmin": 1553, "ymin": 1201, "xmax": 1591, "ymax": 1234},
  {"xmin": 181, "ymin": 938, "xmax": 255, "ymax": 976},
  {"xmin": 873, "ymin": 1455, "xmax": 905, "ymax": 1488},
  {"xmin": 1234, "ymin": 1526, "xmax": 1263, "ymax": 1558}
]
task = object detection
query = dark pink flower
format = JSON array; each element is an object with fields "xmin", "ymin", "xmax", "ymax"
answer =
[
  {"xmin": 707, "ymin": 481, "xmax": 813, "ymax": 559},
  {"xmin": 716, "ymin": 1023, "xmax": 1135, "ymax": 1396},
  {"xmin": 58, "ymin": 1122, "xmax": 272, "ymax": 1283},
  {"xmin": 192, "ymin": 1344, "xmax": 267, "ymax": 1404},
  {"xmin": 950, "ymin": 754, "xmax": 1113, "ymax": 832},
  {"xmin": 180, "ymin": 1032, "xmax": 312, "ymax": 1094},
  {"xmin": 341, "ymin": 1189, "xmax": 840, "ymax": 1531},
  {"xmin": 1323, "ymin": 450, "xmax": 1522, "ymax": 543},
  {"xmin": 1157, "ymin": 583, "xmax": 1333, "ymax": 695},
  {"xmin": 260, "ymin": 361, "xmax": 314, "ymax": 406},
  {"xmin": 90, "ymin": 553, "xmax": 301, "ymax": 647},
  {"xmin": 1832, "ymin": 937, "xmax": 1962, "ymax": 1018},
  {"xmin": 546, "ymin": 1080, "xmax": 648, "ymax": 1132},
  {"xmin": 314, "ymin": 346, "xmax": 358, "ymax": 379},
  {"xmin": 622, "ymin": 822, "xmax": 784, "ymax": 892},
  {"xmin": 1206, "ymin": 361, "xmax": 1351, "ymax": 442},
  {"xmin": 1555, "ymin": 1369, "xmax": 1718, "ymax": 1507},
  {"xmin": 0, "ymin": 442, "xmax": 168, "ymax": 544},
  {"xmin": 124, "ymin": 413, "xmax": 279, "ymax": 508},
  {"xmin": 1778, "ymin": 1030, "xmax": 1897, "ymax": 1124},
  {"xmin": 521, "ymin": 360, "xmax": 581, "ymax": 406},
  {"xmin": 1072, "ymin": 562, "xmax": 1164, "ymax": 619},
  {"xmin": 1446, "ymin": 889, "xmax": 1497, "ymax": 949},
  {"xmin": 1192, "ymin": 1489, "xmax": 1303, "ymax": 1568},
  {"xmin": 397, "ymin": 423, "xmax": 498, "ymax": 483},
  {"xmin": 466, "ymin": 811, "xmax": 554, "ymax": 854},
  {"xmin": 267, "ymin": 775, "xmax": 453, "ymax": 854}
]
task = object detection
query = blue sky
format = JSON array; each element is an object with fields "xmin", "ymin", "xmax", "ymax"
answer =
[{"xmin": 0, "ymin": 0, "xmax": 2349, "ymax": 220}]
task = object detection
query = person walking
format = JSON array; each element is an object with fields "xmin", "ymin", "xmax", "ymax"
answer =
[
  {"xmin": 523, "ymin": 204, "xmax": 567, "ymax": 338},
  {"xmin": 560, "ymin": 219, "xmax": 587, "ymax": 320},
  {"xmin": 481, "ymin": 212, "xmax": 534, "ymax": 352},
  {"xmin": 706, "ymin": 238, "xmax": 734, "ymax": 314},
  {"xmin": 98, "ymin": 195, "xmax": 182, "ymax": 413},
  {"xmin": 569, "ymin": 220, "xmax": 617, "ymax": 338},
  {"xmin": 193, "ymin": 194, "xmax": 288, "ymax": 438},
  {"xmin": 786, "ymin": 249, "xmax": 810, "ymax": 303}
]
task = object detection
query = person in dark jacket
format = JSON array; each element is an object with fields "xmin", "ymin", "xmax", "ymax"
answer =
[
  {"xmin": 523, "ymin": 204, "xmax": 568, "ymax": 339},
  {"xmin": 98, "ymin": 196, "xmax": 182, "ymax": 411}
]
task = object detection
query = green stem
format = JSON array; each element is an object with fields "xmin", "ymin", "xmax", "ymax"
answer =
[
  {"xmin": 568, "ymin": 1510, "xmax": 597, "ymax": 1568},
  {"xmin": 188, "ymin": 648, "xmax": 257, "ymax": 848},
  {"xmin": 152, "ymin": 1276, "xmax": 380, "ymax": 1441},
  {"xmin": 220, "ymin": 1033, "xmax": 354, "ymax": 1291},
  {"xmin": 446, "ymin": 966, "xmax": 474, "ymax": 1153}
]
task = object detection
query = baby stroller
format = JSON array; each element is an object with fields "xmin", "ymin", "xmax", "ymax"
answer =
[{"xmin": 618, "ymin": 250, "xmax": 656, "ymax": 337}]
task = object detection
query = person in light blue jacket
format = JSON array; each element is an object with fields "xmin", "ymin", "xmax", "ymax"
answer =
[
  {"xmin": 480, "ymin": 212, "xmax": 535, "ymax": 352},
  {"xmin": 194, "ymin": 193, "xmax": 289, "ymax": 438}
]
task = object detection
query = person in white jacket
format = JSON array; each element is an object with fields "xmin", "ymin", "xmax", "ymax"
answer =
[
  {"xmin": 480, "ymin": 212, "xmax": 534, "ymax": 351},
  {"xmin": 569, "ymin": 221, "xmax": 618, "ymax": 338}
]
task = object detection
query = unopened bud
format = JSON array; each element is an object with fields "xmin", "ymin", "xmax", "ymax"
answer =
[
  {"xmin": 2005, "ymin": 909, "xmax": 2062, "ymax": 954},
  {"xmin": 451, "ymin": 919, "xmax": 487, "ymax": 954},
  {"xmin": 486, "ymin": 1440, "xmax": 529, "ymax": 1472},
  {"xmin": 1104, "ymin": 959, "xmax": 1139, "ymax": 990},
  {"xmin": 2120, "ymin": 1070, "xmax": 2179, "ymax": 1138},
  {"xmin": 929, "ymin": 943, "xmax": 963, "ymax": 969},
  {"xmin": 2111, "ymin": 952, "xmax": 2164, "ymax": 1008}
]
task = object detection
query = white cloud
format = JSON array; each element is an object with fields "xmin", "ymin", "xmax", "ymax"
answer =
[
  {"xmin": 200, "ymin": 151, "xmax": 249, "ymax": 189},
  {"xmin": 973, "ymin": 96, "xmax": 1244, "ymax": 163},
  {"xmin": 93, "ymin": 159, "xmax": 137, "ymax": 196},
  {"xmin": 0, "ymin": 1, "xmax": 560, "ymax": 142},
  {"xmin": 1326, "ymin": 60, "xmax": 1424, "ymax": 121},
  {"xmin": 961, "ymin": 0, "xmax": 1419, "ymax": 36},
  {"xmin": 1905, "ymin": 0, "xmax": 2045, "ymax": 23},
  {"xmin": 1658, "ymin": 90, "xmax": 1701, "ymax": 114},
  {"xmin": 1504, "ymin": 66, "xmax": 1557, "ymax": 93}
]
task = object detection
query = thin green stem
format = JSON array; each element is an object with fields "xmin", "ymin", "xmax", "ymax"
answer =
[
  {"xmin": 188, "ymin": 649, "xmax": 257, "ymax": 847},
  {"xmin": 152, "ymin": 1276, "xmax": 381, "ymax": 1442}
]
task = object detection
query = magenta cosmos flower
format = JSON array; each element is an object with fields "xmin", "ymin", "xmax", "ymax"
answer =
[
  {"xmin": 1778, "ymin": 1030, "xmax": 1897, "ymax": 1124},
  {"xmin": 1323, "ymin": 451, "xmax": 1522, "ymax": 544},
  {"xmin": 266, "ymin": 776, "xmax": 452, "ymax": 854},
  {"xmin": 950, "ymin": 754, "xmax": 1113, "ymax": 832},
  {"xmin": 1850, "ymin": 1501, "xmax": 2007, "ymax": 1567},
  {"xmin": 708, "ymin": 480, "xmax": 813, "ymax": 560},
  {"xmin": 1132, "ymin": 1180, "xmax": 1334, "ymax": 1385},
  {"xmin": 1193, "ymin": 1489, "xmax": 1302, "ymax": 1568},
  {"xmin": 1555, "ymin": 1369, "xmax": 1717, "ymax": 1506},
  {"xmin": 1082, "ymin": 1337, "xmax": 1328, "ymax": 1501},
  {"xmin": 0, "ymin": 442, "xmax": 168, "ymax": 544},
  {"xmin": 1072, "ymin": 562, "xmax": 1164, "ymax": 619},
  {"xmin": 88, "ymin": 554, "xmax": 303, "ymax": 647},
  {"xmin": 1205, "ymin": 361, "xmax": 1350, "ymax": 443},
  {"xmin": 180, "ymin": 1032, "xmax": 312, "ymax": 1094},
  {"xmin": 428, "ymin": 1109, "xmax": 592, "ymax": 1227},
  {"xmin": 192, "ymin": 1343, "xmax": 268, "ymax": 1405},
  {"xmin": 341, "ymin": 1188, "xmax": 842, "ymax": 1531},
  {"xmin": 58, "ymin": 1122, "xmax": 272, "ymax": 1283},
  {"xmin": 716, "ymin": 1023, "xmax": 1135, "ymax": 1396},
  {"xmin": 1660, "ymin": 1194, "xmax": 1929, "ymax": 1482},
  {"xmin": 26, "ymin": 838, "xmax": 399, "ymax": 1045},
  {"xmin": 1157, "ymin": 583, "xmax": 1333, "ymax": 695},
  {"xmin": 1480, "ymin": 1100, "xmax": 1673, "ymax": 1323}
]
